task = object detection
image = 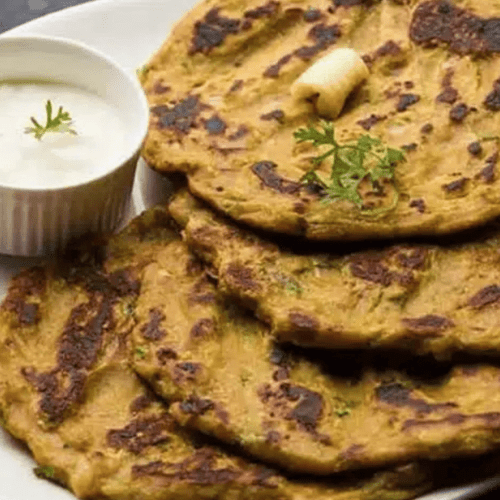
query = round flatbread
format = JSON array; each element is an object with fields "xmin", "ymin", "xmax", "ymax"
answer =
[
  {"xmin": 0, "ymin": 207, "xmax": 434, "ymax": 500},
  {"xmin": 141, "ymin": 0, "xmax": 500, "ymax": 240},
  {"xmin": 169, "ymin": 189, "xmax": 500, "ymax": 357},
  {"xmin": 130, "ymin": 202, "xmax": 500, "ymax": 476}
]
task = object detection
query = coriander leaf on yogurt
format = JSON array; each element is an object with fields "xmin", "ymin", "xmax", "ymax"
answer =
[{"xmin": 25, "ymin": 100, "xmax": 77, "ymax": 141}]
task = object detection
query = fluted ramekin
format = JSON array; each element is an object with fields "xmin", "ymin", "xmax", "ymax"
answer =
[{"xmin": 0, "ymin": 35, "xmax": 149, "ymax": 256}]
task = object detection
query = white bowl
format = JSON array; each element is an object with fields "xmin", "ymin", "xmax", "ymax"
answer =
[{"xmin": 0, "ymin": 35, "xmax": 149, "ymax": 256}]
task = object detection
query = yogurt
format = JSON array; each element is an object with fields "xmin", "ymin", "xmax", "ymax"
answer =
[{"xmin": 0, "ymin": 81, "xmax": 127, "ymax": 189}]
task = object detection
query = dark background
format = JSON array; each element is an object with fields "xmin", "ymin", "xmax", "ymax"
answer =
[
  {"xmin": 1, "ymin": 1, "xmax": 500, "ymax": 499},
  {"xmin": 0, "ymin": 0, "xmax": 92, "ymax": 33}
]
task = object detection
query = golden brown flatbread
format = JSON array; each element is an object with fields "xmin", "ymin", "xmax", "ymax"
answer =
[
  {"xmin": 130, "ymin": 205, "xmax": 500, "ymax": 476},
  {"xmin": 142, "ymin": 0, "xmax": 500, "ymax": 240},
  {"xmin": 170, "ymin": 189, "xmax": 500, "ymax": 357},
  {"xmin": 0, "ymin": 207, "xmax": 435, "ymax": 500}
]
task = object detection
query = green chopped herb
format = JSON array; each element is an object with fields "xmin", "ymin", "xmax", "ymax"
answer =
[
  {"xmin": 273, "ymin": 272, "xmax": 303, "ymax": 296},
  {"xmin": 136, "ymin": 64, "xmax": 150, "ymax": 77},
  {"xmin": 312, "ymin": 256, "xmax": 343, "ymax": 270},
  {"xmin": 295, "ymin": 121, "xmax": 405, "ymax": 212},
  {"xmin": 25, "ymin": 100, "xmax": 77, "ymax": 141},
  {"xmin": 334, "ymin": 398, "xmax": 358, "ymax": 418},
  {"xmin": 396, "ymin": 379, "xmax": 413, "ymax": 389},
  {"xmin": 240, "ymin": 369, "xmax": 252, "ymax": 385},
  {"xmin": 335, "ymin": 408, "xmax": 351, "ymax": 417},
  {"xmin": 122, "ymin": 300, "xmax": 136, "ymax": 317},
  {"xmin": 476, "ymin": 133, "xmax": 500, "ymax": 142},
  {"xmin": 34, "ymin": 465, "xmax": 55, "ymax": 480},
  {"xmin": 386, "ymin": 120, "xmax": 406, "ymax": 127},
  {"xmin": 285, "ymin": 280, "xmax": 303, "ymax": 296},
  {"xmin": 135, "ymin": 346, "xmax": 147, "ymax": 359}
]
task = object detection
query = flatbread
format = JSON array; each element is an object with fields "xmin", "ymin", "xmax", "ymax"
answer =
[
  {"xmin": 0, "ymin": 207, "xmax": 434, "ymax": 500},
  {"xmin": 170, "ymin": 189, "xmax": 500, "ymax": 357},
  {"xmin": 130, "ymin": 208, "xmax": 500, "ymax": 476},
  {"xmin": 141, "ymin": 0, "xmax": 500, "ymax": 240}
]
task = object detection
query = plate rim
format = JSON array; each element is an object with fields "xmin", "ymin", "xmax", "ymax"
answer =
[{"xmin": 0, "ymin": 1, "xmax": 497, "ymax": 500}]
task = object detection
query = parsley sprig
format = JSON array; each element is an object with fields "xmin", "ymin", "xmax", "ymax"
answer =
[
  {"xmin": 294, "ymin": 121, "xmax": 405, "ymax": 212},
  {"xmin": 25, "ymin": 100, "xmax": 77, "ymax": 141}
]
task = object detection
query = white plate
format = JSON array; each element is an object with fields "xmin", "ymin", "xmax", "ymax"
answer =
[{"xmin": 0, "ymin": 1, "xmax": 499, "ymax": 499}]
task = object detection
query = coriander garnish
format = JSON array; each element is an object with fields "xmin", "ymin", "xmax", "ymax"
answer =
[
  {"xmin": 285, "ymin": 279, "xmax": 303, "ymax": 297},
  {"xmin": 477, "ymin": 134, "xmax": 500, "ymax": 143},
  {"xmin": 333, "ymin": 398, "xmax": 358, "ymax": 418},
  {"xmin": 34, "ymin": 465, "xmax": 55, "ymax": 480},
  {"xmin": 294, "ymin": 121, "xmax": 405, "ymax": 212},
  {"xmin": 25, "ymin": 100, "xmax": 77, "ymax": 141},
  {"xmin": 136, "ymin": 64, "xmax": 150, "ymax": 78},
  {"xmin": 135, "ymin": 346, "xmax": 147, "ymax": 359}
]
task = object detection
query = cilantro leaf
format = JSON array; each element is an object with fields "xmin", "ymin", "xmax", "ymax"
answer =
[
  {"xmin": 25, "ymin": 100, "xmax": 77, "ymax": 141},
  {"xmin": 294, "ymin": 121, "xmax": 335, "ymax": 146},
  {"xmin": 135, "ymin": 346, "xmax": 147, "ymax": 359},
  {"xmin": 34, "ymin": 466, "xmax": 55, "ymax": 480},
  {"xmin": 334, "ymin": 399, "xmax": 358, "ymax": 418},
  {"xmin": 357, "ymin": 134, "xmax": 381, "ymax": 151},
  {"xmin": 296, "ymin": 122, "xmax": 405, "ymax": 212}
]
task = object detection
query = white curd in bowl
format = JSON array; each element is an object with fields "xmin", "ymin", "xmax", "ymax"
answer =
[
  {"xmin": 0, "ymin": 35, "xmax": 149, "ymax": 256},
  {"xmin": 0, "ymin": 81, "xmax": 127, "ymax": 189}
]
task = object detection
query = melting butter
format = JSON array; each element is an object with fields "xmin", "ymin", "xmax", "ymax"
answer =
[{"xmin": 291, "ymin": 48, "xmax": 369, "ymax": 120}]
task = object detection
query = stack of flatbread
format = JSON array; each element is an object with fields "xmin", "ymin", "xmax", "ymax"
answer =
[{"xmin": 3, "ymin": 0, "xmax": 500, "ymax": 499}]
